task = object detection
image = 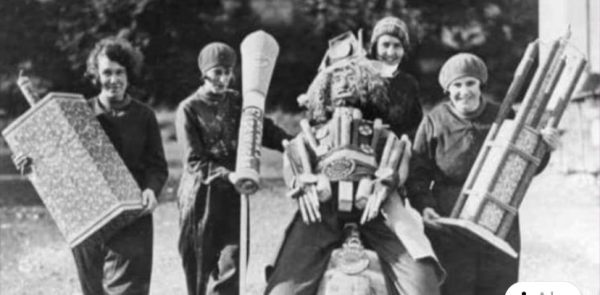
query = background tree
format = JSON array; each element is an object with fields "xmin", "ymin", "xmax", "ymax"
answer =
[{"xmin": 0, "ymin": 0, "xmax": 538, "ymax": 116}]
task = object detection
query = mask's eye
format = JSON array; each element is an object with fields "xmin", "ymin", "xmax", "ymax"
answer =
[
  {"xmin": 347, "ymin": 74, "xmax": 357, "ymax": 83},
  {"xmin": 332, "ymin": 75, "xmax": 342, "ymax": 84}
]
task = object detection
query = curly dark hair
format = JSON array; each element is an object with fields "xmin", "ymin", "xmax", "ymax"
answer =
[
  {"xmin": 304, "ymin": 58, "xmax": 390, "ymax": 123},
  {"xmin": 85, "ymin": 37, "xmax": 143, "ymax": 86}
]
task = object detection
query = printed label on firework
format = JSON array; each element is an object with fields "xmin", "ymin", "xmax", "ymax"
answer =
[{"xmin": 236, "ymin": 106, "xmax": 264, "ymax": 172}]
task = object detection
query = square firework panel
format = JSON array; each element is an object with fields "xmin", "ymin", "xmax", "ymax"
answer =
[
  {"xmin": 459, "ymin": 120, "xmax": 544, "ymax": 233},
  {"xmin": 2, "ymin": 92, "xmax": 143, "ymax": 247}
]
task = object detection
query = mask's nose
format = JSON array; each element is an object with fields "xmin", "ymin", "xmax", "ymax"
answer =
[{"xmin": 339, "ymin": 77, "xmax": 350, "ymax": 89}]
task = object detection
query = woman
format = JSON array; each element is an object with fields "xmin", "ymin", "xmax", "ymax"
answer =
[
  {"xmin": 407, "ymin": 53, "xmax": 559, "ymax": 295},
  {"xmin": 175, "ymin": 42, "xmax": 291, "ymax": 295},
  {"xmin": 16, "ymin": 37, "xmax": 169, "ymax": 295},
  {"xmin": 368, "ymin": 16, "xmax": 423, "ymax": 139}
]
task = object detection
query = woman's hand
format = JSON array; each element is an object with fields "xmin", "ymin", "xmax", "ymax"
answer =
[
  {"xmin": 422, "ymin": 207, "xmax": 442, "ymax": 229},
  {"xmin": 233, "ymin": 178, "xmax": 259, "ymax": 195},
  {"xmin": 11, "ymin": 153, "xmax": 32, "ymax": 175},
  {"xmin": 208, "ymin": 167, "xmax": 231, "ymax": 182},
  {"xmin": 296, "ymin": 93, "xmax": 308, "ymax": 108},
  {"xmin": 540, "ymin": 127, "xmax": 561, "ymax": 151},
  {"xmin": 140, "ymin": 189, "xmax": 158, "ymax": 215}
]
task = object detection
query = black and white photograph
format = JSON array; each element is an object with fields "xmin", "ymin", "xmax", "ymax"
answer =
[{"xmin": 0, "ymin": 0, "xmax": 598, "ymax": 294}]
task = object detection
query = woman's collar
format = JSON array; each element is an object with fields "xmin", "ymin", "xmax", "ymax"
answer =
[
  {"xmin": 196, "ymin": 86, "xmax": 226, "ymax": 106},
  {"xmin": 380, "ymin": 62, "xmax": 400, "ymax": 78},
  {"xmin": 97, "ymin": 93, "xmax": 132, "ymax": 112}
]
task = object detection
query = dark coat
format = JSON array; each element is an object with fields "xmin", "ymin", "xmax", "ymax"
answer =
[
  {"xmin": 90, "ymin": 96, "xmax": 168, "ymax": 197},
  {"xmin": 384, "ymin": 70, "xmax": 423, "ymax": 140},
  {"xmin": 74, "ymin": 96, "xmax": 168, "ymax": 295}
]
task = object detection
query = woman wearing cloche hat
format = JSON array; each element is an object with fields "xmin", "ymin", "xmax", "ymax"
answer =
[
  {"xmin": 175, "ymin": 42, "xmax": 291, "ymax": 295},
  {"xmin": 406, "ymin": 52, "xmax": 561, "ymax": 295},
  {"xmin": 368, "ymin": 16, "xmax": 423, "ymax": 140}
]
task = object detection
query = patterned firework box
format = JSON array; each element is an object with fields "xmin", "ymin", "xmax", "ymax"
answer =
[{"xmin": 2, "ymin": 92, "xmax": 143, "ymax": 247}]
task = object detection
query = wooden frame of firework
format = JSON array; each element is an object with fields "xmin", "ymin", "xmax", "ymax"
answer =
[{"xmin": 439, "ymin": 35, "xmax": 588, "ymax": 257}]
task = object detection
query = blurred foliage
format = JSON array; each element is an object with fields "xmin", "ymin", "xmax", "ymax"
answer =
[
  {"xmin": 299, "ymin": 0, "xmax": 539, "ymax": 105},
  {"xmin": 0, "ymin": 0, "xmax": 537, "ymax": 116}
]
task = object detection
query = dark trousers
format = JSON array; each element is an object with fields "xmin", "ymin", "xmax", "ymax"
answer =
[
  {"xmin": 265, "ymin": 204, "xmax": 440, "ymax": 295},
  {"xmin": 71, "ymin": 214, "xmax": 154, "ymax": 295},
  {"xmin": 426, "ymin": 223, "xmax": 520, "ymax": 295},
  {"xmin": 178, "ymin": 180, "xmax": 241, "ymax": 295}
]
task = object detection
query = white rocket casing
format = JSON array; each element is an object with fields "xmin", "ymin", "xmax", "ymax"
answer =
[
  {"xmin": 233, "ymin": 31, "xmax": 280, "ymax": 192},
  {"xmin": 240, "ymin": 30, "xmax": 280, "ymax": 109}
]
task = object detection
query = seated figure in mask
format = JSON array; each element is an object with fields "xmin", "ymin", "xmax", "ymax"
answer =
[{"xmin": 265, "ymin": 32, "xmax": 444, "ymax": 295}]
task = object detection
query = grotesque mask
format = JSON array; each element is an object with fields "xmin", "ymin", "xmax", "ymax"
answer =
[{"xmin": 330, "ymin": 65, "xmax": 359, "ymax": 108}]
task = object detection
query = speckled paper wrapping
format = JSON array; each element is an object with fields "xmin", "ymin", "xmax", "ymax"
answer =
[
  {"xmin": 459, "ymin": 120, "xmax": 544, "ymax": 233},
  {"xmin": 2, "ymin": 92, "xmax": 143, "ymax": 247}
]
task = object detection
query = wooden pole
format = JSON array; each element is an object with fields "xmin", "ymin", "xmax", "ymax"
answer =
[{"xmin": 240, "ymin": 193, "xmax": 249, "ymax": 295}]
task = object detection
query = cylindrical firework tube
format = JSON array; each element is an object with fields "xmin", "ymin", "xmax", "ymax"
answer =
[
  {"xmin": 300, "ymin": 119, "xmax": 319, "ymax": 151},
  {"xmin": 513, "ymin": 39, "xmax": 562, "ymax": 129},
  {"xmin": 340, "ymin": 109, "xmax": 352, "ymax": 146},
  {"xmin": 355, "ymin": 178, "xmax": 375, "ymax": 210},
  {"xmin": 545, "ymin": 57, "xmax": 587, "ymax": 128},
  {"xmin": 333, "ymin": 109, "xmax": 342, "ymax": 147},
  {"xmin": 17, "ymin": 70, "xmax": 41, "ymax": 106},
  {"xmin": 234, "ymin": 31, "xmax": 280, "ymax": 295},
  {"xmin": 379, "ymin": 132, "xmax": 396, "ymax": 167},
  {"xmin": 375, "ymin": 140, "xmax": 403, "ymax": 186},
  {"xmin": 495, "ymin": 42, "xmax": 539, "ymax": 127},
  {"xmin": 387, "ymin": 139, "xmax": 406, "ymax": 172},
  {"xmin": 232, "ymin": 31, "xmax": 280, "ymax": 193},
  {"xmin": 397, "ymin": 136, "xmax": 411, "ymax": 185},
  {"xmin": 370, "ymin": 119, "xmax": 383, "ymax": 151},
  {"xmin": 527, "ymin": 56, "xmax": 567, "ymax": 127}
]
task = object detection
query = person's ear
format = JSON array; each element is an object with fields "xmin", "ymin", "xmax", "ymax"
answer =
[
  {"xmin": 92, "ymin": 76, "xmax": 100, "ymax": 87},
  {"xmin": 85, "ymin": 71, "xmax": 99, "ymax": 87}
]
